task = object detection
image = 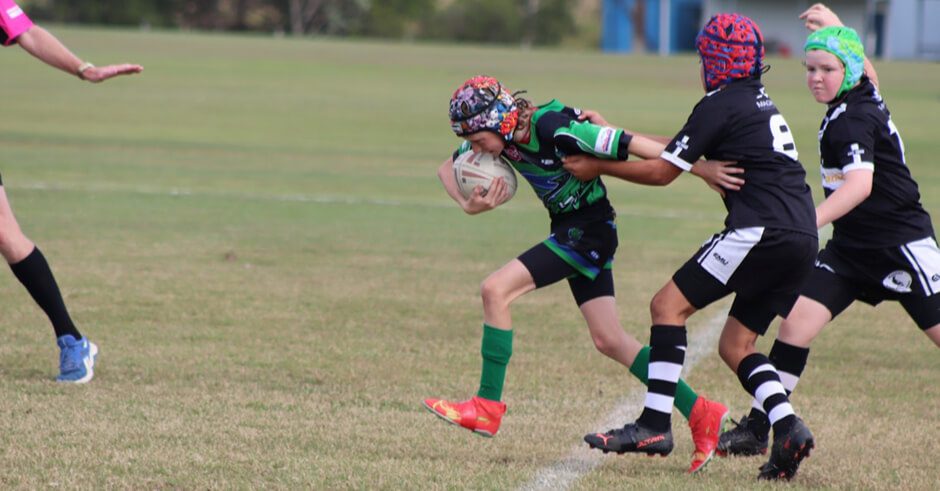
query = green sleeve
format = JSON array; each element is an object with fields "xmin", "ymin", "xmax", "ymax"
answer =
[{"xmin": 553, "ymin": 121, "xmax": 630, "ymax": 159}]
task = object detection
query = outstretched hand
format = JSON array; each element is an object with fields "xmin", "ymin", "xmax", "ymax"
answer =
[
  {"xmin": 563, "ymin": 155, "xmax": 603, "ymax": 182},
  {"xmin": 691, "ymin": 160, "xmax": 744, "ymax": 198},
  {"xmin": 463, "ymin": 177, "xmax": 512, "ymax": 215},
  {"xmin": 82, "ymin": 63, "xmax": 144, "ymax": 83},
  {"xmin": 576, "ymin": 109, "xmax": 610, "ymax": 127},
  {"xmin": 799, "ymin": 3, "xmax": 843, "ymax": 32}
]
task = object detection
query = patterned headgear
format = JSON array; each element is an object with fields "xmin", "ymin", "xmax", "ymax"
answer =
[
  {"xmin": 696, "ymin": 13, "xmax": 765, "ymax": 91},
  {"xmin": 449, "ymin": 76, "xmax": 519, "ymax": 141},
  {"xmin": 804, "ymin": 26, "xmax": 866, "ymax": 99}
]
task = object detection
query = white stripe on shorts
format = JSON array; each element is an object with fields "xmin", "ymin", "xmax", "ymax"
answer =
[
  {"xmin": 900, "ymin": 237, "xmax": 940, "ymax": 296},
  {"xmin": 697, "ymin": 227, "xmax": 765, "ymax": 285}
]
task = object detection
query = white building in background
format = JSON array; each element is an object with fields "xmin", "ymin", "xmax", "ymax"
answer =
[
  {"xmin": 701, "ymin": 0, "xmax": 939, "ymax": 60},
  {"xmin": 602, "ymin": 1, "xmax": 939, "ymax": 60}
]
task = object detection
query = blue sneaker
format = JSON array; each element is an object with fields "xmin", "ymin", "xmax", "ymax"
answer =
[{"xmin": 56, "ymin": 335, "xmax": 98, "ymax": 383}]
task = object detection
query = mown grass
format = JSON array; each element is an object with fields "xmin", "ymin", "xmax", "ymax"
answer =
[{"xmin": 0, "ymin": 26, "xmax": 937, "ymax": 489}]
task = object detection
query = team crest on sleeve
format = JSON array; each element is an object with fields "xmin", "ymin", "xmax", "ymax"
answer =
[{"xmin": 595, "ymin": 127, "xmax": 617, "ymax": 155}]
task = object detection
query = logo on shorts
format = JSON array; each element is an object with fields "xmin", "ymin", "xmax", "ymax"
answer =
[
  {"xmin": 932, "ymin": 273, "xmax": 940, "ymax": 282},
  {"xmin": 567, "ymin": 227, "xmax": 583, "ymax": 244},
  {"xmin": 882, "ymin": 270, "xmax": 913, "ymax": 293},
  {"xmin": 712, "ymin": 252, "xmax": 729, "ymax": 266}
]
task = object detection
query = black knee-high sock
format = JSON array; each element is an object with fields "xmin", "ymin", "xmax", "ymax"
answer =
[{"xmin": 10, "ymin": 247, "xmax": 81, "ymax": 340}]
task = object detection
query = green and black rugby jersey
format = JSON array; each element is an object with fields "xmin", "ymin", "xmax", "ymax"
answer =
[{"xmin": 454, "ymin": 100, "xmax": 632, "ymax": 218}]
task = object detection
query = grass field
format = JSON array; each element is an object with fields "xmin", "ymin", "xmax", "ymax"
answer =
[{"xmin": 0, "ymin": 26, "xmax": 938, "ymax": 489}]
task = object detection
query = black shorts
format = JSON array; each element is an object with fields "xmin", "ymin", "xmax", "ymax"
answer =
[
  {"xmin": 802, "ymin": 238, "xmax": 940, "ymax": 330},
  {"xmin": 540, "ymin": 209, "xmax": 618, "ymax": 282},
  {"xmin": 673, "ymin": 227, "xmax": 818, "ymax": 335},
  {"xmin": 518, "ymin": 243, "xmax": 615, "ymax": 307}
]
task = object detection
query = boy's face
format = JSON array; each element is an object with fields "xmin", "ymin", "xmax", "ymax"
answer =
[
  {"xmin": 466, "ymin": 131, "xmax": 506, "ymax": 155},
  {"xmin": 804, "ymin": 50, "xmax": 845, "ymax": 103}
]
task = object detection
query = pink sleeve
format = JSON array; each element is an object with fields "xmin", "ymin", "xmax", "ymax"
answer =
[{"xmin": 0, "ymin": 0, "xmax": 33, "ymax": 46}]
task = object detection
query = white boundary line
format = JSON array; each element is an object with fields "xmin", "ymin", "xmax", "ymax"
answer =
[
  {"xmin": 12, "ymin": 181, "xmax": 725, "ymax": 222},
  {"xmin": 519, "ymin": 307, "xmax": 730, "ymax": 491}
]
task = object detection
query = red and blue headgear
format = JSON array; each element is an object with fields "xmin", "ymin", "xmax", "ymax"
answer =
[
  {"xmin": 449, "ymin": 76, "xmax": 519, "ymax": 141},
  {"xmin": 696, "ymin": 13, "xmax": 765, "ymax": 92}
]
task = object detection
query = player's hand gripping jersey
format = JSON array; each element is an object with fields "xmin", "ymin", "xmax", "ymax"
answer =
[
  {"xmin": 660, "ymin": 79, "xmax": 816, "ymax": 235},
  {"xmin": 0, "ymin": 0, "xmax": 33, "ymax": 46},
  {"xmin": 818, "ymin": 77, "xmax": 934, "ymax": 248},
  {"xmin": 455, "ymin": 100, "xmax": 632, "ymax": 219}
]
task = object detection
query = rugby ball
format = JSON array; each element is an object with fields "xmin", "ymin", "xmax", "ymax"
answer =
[{"xmin": 453, "ymin": 151, "xmax": 518, "ymax": 200}]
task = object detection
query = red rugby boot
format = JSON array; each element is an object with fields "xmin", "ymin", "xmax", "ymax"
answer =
[
  {"xmin": 423, "ymin": 396, "xmax": 506, "ymax": 437},
  {"xmin": 687, "ymin": 396, "xmax": 729, "ymax": 473}
]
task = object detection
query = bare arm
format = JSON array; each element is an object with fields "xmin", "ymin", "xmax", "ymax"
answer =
[
  {"xmin": 815, "ymin": 169, "xmax": 873, "ymax": 229},
  {"xmin": 627, "ymin": 134, "xmax": 667, "ymax": 160},
  {"xmin": 800, "ymin": 3, "xmax": 879, "ymax": 88},
  {"xmin": 437, "ymin": 157, "xmax": 510, "ymax": 215},
  {"xmin": 16, "ymin": 25, "xmax": 143, "ymax": 82},
  {"xmin": 563, "ymin": 154, "xmax": 681, "ymax": 186}
]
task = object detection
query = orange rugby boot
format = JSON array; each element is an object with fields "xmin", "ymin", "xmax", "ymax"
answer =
[
  {"xmin": 687, "ymin": 396, "xmax": 730, "ymax": 473},
  {"xmin": 423, "ymin": 395, "xmax": 507, "ymax": 437}
]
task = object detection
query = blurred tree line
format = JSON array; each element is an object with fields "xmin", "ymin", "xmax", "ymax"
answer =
[{"xmin": 21, "ymin": 0, "xmax": 580, "ymax": 46}]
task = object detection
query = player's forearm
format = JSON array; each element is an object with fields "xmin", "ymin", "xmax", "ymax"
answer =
[
  {"xmin": 16, "ymin": 26, "xmax": 85, "ymax": 78},
  {"xmin": 815, "ymin": 176, "xmax": 872, "ymax": 228},
  {"xmin": 627, "ymin": 134, "xmax": 667, "ymax": 160},
  {"xmin": 438, "ymin": 159, "xmax": 472, "ymax": 211},
  {"xmin": 604, "ymin": 158, "xmax": 682, "ymax": 186}
]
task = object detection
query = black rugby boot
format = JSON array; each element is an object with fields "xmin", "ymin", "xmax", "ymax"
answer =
[{"xmin": 584, "ymin": 421, "xmax": 674, "ymax": 456}]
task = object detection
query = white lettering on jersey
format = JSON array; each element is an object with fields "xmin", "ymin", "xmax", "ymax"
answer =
[
  {"xmin": 7, "ymin": 6, "xmax": 23, "ymax": 18},
  {"xmin": 755, "ymin": 87, "xmax": 775, "ymax": 109},
  {"xmin": 594, "ymin": 127, "xmax": 616, "ymax": 156}
]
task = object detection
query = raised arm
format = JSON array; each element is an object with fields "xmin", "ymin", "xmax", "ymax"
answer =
[{"xmin": 800, "ymin": 3, "xmax": 878, "ymax": 88}]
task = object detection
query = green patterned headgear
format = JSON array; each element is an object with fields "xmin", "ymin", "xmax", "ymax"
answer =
[{"xmin": 804, "ymin": 26, "xmax": 866, "ymax": 99}]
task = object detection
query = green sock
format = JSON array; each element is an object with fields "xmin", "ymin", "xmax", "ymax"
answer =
[
  {"xmin": 477, "ymin": 324, "xmax": 513, "ymax": 401},
  {"xmin": 629, "ymin": 345, "xmax": 698, "ymax": 420}
]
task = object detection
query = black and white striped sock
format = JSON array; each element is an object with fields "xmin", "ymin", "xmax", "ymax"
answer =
[
  {"xmin": 747, "ymin": 340, "xmax": 810, "ymax": 435},
  {"xmin": 637, "ymin": 325, "xmax": 686, "ymax": 432},
  {"xmin": 737, "ymin": 352, "xmax": 796, "ymax": 435}
]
